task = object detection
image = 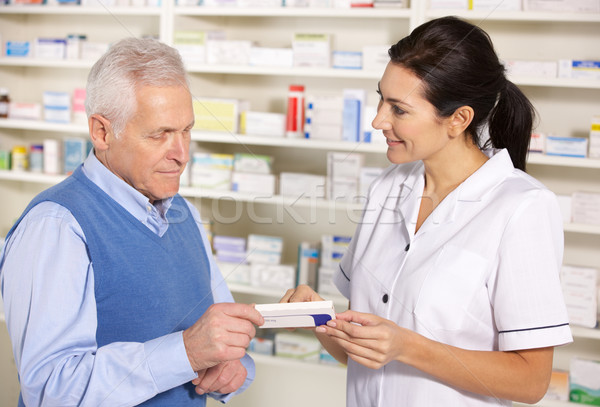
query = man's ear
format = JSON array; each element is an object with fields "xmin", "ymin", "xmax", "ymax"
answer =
[
  {"xmin": 448, "ymin": 106, "xmax": 474, "ymax": 139},
  {"xmin": 89, "ymin": 114, "xmax": 114, "ymax": 152}
]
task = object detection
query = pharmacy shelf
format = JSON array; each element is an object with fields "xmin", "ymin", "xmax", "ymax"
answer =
[
  {"xmin": 191, "ymin": 131, "xmax": 387, "ymax": 153},
  {"xmin": 185, "ymin": 63, "xmax": 382, "ymax": 79},
  {"xmin": 511, "ymin": 76, "xmax": 600, "ymax": 90},
  {"xmin": 3, "ymin": 172, "xmax": 599, "ymax": 235},
  {"xmin": 570, "ymin": 326, "xmax": 600, "ymax": 340},
  {"xmin": 0, "ymin": 170, "xmax": 65, "ymax": 185},
  {"xmin": 0, "ymin": 5, "xmax": 162, "ymax": 16},
  {"xmin": 0, "ymin": 57, "xmax": 93, "ymax": 69},
  {"xmin": 186, "ymin": 64, "xmax": 600, "ymax": 88},
  {"xmin": 174, "ymin": 6, "xmax": 412, "ymax": 19},
  {"xmin": 0, "ymin": 171, "xmax": 363, "ymax": 211},
  {"xmin": 527, "ymin": 154, "xmax": 600, "ymax": 169},
  {"xmin": 179, "ymin": 186, "xmax": 364, "ymax": 211},
  {"xmin": 563, "ymin": 223, "xmax": 600, "ymax": 235},
  {"xmin": 249, "ymin": 352, "xmax": 345, "ymax": 371},
  {"xmin": 0, "ymin": 118, "xmax": 87, "ymax": 134},
  {"xmin": 227, "ymin": 282, "xmax": 347, "ymax": 309},
  {"xmin": 426, "ymin": 9, "xmax": 600, "ymax": 23}
]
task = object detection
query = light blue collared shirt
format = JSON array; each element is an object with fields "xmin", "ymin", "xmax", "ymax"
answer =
[{"xmin": 0, "ymin": 152, "xmax": 254, "ymax": 407}]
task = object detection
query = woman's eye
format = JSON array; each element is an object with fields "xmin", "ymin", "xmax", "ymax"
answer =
[{"xmin": 392, "ymin": 105, "xmax": 405, "ymax": 115}]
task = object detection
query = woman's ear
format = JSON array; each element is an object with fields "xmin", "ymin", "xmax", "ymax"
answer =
[
  {"xmin": 88, "ymin": 114, "xmax": 114, "ymax": 152},
  {"xmin": 448, "ymin": 106, "xmax": 474, "ymax": 138}
]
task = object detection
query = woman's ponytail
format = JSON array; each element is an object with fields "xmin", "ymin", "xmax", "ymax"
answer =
[{"xmin": 487, "ymin": 80, "xmax": 536, "ymax": 172}]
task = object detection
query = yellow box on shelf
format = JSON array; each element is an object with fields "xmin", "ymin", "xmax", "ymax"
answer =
[{"xmin": 192, "ymin": 98, "xmax": 248, "ymax": 133}]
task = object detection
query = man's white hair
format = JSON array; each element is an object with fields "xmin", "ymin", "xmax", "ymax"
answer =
[{"xmin": 85, "ymin": 37, "xmax": 190, "ymax": 137}]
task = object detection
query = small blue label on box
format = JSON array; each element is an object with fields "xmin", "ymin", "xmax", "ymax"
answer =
[
  {"xmin": 572, "ymin": 60, "xmax": 600, "ymax": 70},
  {"xmin": 6, "ymin": 41, "xmax": 30, "ymax": 57}
]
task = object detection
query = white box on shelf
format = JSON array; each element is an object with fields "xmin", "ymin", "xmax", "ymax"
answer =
[
  {"xmin": 571, "ymin": 191, "xmax": 600, "ymax": 226},
  {"xmin": 529, "ymin": 132, "xmax": 546, "ymax": 154},
  {"xmin": 561, "ymin": 265, "xmax": 598, "ymax": 328},
  {"xmin": 279, "ymin": 172, "xmax": 327, "ymax": 199},
  {"xmin": 246, "ymin": 250, "xmax": 282, "ymax": 265},
  {"xmin": 257, "ymin": 300, "xmax": 335, "ymax": 328},
  {"xmin": 43, "ymin": 139, "xmax": 61, "ymax": 175},
  {"xmin": 206, "ymin": 40, "xmax": 253, "ymax": 66},
  {"xmin": 248, "ymin": 337, "xmax": 275, "ymax": 356},
  {"xmin": 524, "ymin": 0, "xmax": 600, "ymax": 12},
  {"xmin": 213, "ymin": 235, "xmax": 246, "ymax": 252},
  {"xmin": 231, "ymin": 172, "xmax": 276, "ymax": 195},
  {"xmin": 233, "ymin": 153, "xmax": 273, "ymax": 174},
  {"xmin": 327, "ymin": 151, "xmax": 363, "ymax": 179},
  {"xmin": 173, "ymin": 31, "xmax": 225, "ymax": 65},
  {"xmin": 237, "ymin": 0, "xmax": 282, "ymax": 6},
  {"xmin": 274, "ymin": 331, "xmax": 322, "ymax": 362},
  {"xmin": 247, "ymin": 234, "xmax": 283, "ymax": 253},
  {"xmin": 545, "ymin": 136, "xmax": 588, "ymax": 158},
  {"xmin": 249, "ymin": 47, "xmax": 293, "ymax": 67},
  {"xmin": 80, "ymin": 42, "xmax": 110, "ymax": 61},
  {"xmin": 470, "ymin": 0, "xmax": 521, "ymax": 10},
  {"xmin": 362, "ymin": 45, "xmax": 390, "ymax": 74},
  {"xmin": 191, "ymin": 167, "xmax": 232, "ymax": 190},
  {"xmin": 35, "ymin": 38, "xmax": 66, "ymax": 59},
  {"xmin": 8, "ymin": 103, "xmax": 41, "ymax": 121},
  {"xmin": 321, "ymin": 234, "xmax": 351, "ymax": 269},
  {"xmin": 218, "ymin": 261, "xmax": 251, "ymax": 285},
  {"xmin": 292, "ymin": 33, "xmax": 331, "ymax": 68},
  {"xmin": 429, "ymin": 0, "xmax": 468, "ymax": 8},
  {"xmin": 558, "ymin": 59, "xmax": 600, "ymax": 81},
  {"xmin": 359, "ymin": 167, "xmax": 383, "ymax": 198},
  {"xmin": 332, "ymin": 51, "xmax": 362, "ymax": 70},
  {"xmin": 43, "ymin": 91, "xmax": 71, "ymax": 124},
  {"xmin": 240, "ymin": 111, "xmax": 286, "ymax": 138},
  {"xmin": 317, "ymin": 267, "xmax": 342, "ymax": 296},
  {"xmin": 504, "ymin": 60, "xmax": 557, "ymax": 79},
  {"xmin": 556, "ymin": 194, "xmax": 572, "ymax": 223},
  {"xmin": 250, "ymin": 263, "xmax": 296, "ymax": 290}
]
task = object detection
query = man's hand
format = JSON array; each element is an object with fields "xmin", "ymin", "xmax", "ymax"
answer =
[
  {"xmin": 280, "ymin": 284, "xmax": 324, "ymax": 303},
  {"xmin": 183, "ymin": 303, "xmax": 264, "ymax": 372},
  {"xmin": 192, "ymin": 360, "xmax": 247, "ymax": 396}
]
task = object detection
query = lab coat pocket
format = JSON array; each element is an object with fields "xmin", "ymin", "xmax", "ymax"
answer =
[{"xmin": 414, "ymin": 245, "xmax": 489, "ymax": 332}]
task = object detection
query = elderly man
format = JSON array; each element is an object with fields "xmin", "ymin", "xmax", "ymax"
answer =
[{"xmin": 0, "ymin": 37, "xmax": 263, "ymax": 406}]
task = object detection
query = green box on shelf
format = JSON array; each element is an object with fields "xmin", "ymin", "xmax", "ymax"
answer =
[{"xmin": 570, "ymin": 358, "xmax": 600, "ymax": 406}]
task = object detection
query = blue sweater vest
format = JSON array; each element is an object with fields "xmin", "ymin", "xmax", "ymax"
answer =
[{"xmin": 9, "ymin": 166, "xmax": 214, "ymax": 406}]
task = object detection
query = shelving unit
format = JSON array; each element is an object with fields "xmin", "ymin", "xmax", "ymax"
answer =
[{"xmin": 0, "ymin": 4, "xmax": 599, "ymax": 407}]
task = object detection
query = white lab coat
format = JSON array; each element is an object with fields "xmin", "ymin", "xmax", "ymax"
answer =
[{"xmin": 334, "ymin": 149, "xmax": 573, "ymax": 407}]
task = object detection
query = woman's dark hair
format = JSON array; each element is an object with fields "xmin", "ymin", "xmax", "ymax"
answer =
[{"xmin": 388, "ymin": 16, "xmax": 535, "ymax": 171}]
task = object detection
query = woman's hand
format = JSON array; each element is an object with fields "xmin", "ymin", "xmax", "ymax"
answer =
[
  {"xmin": 316, "ymin": 310, "xmax": 409, "ymax": 370},
  {"xmin": 279, "ymin": 284, "xmax": 324, "ymax": 303}
]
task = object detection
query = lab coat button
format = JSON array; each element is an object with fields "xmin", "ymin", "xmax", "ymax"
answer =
[
  {"xmin": 382, "ymin": 294, "xmax": 389, "ymax": 303},
  {"xmin": 404, "ymin": 244, "xmax": 410, "ymax": 251}
]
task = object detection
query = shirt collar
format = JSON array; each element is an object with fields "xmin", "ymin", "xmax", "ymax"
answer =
[
  {"xmin": 81, "ymin": 151, "xmax": 174, "ymax": 227},
  {"xmin": 396, "ymin": 148, "xmax": 515, "ymax": 234},
  {"xmin": 456, "ymin": 148, "xmax": 515, "ymax": 202}
]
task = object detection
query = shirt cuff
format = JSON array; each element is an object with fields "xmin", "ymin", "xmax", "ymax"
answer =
[
  {"xmin": 209, "ymin": 353, "xmax": 255, "ymax": 403},
  {"xmin": 144, "ymin": 331, "xmax": 197, "ymax": 393},
  {"xmin": 498, "ymin": 323, "xmax": 573, "ymax": 351}
]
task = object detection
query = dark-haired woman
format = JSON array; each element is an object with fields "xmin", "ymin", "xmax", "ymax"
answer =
[{"xmin": 281, "ymin": 16, "xmax": 572, "ymax": 406}]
